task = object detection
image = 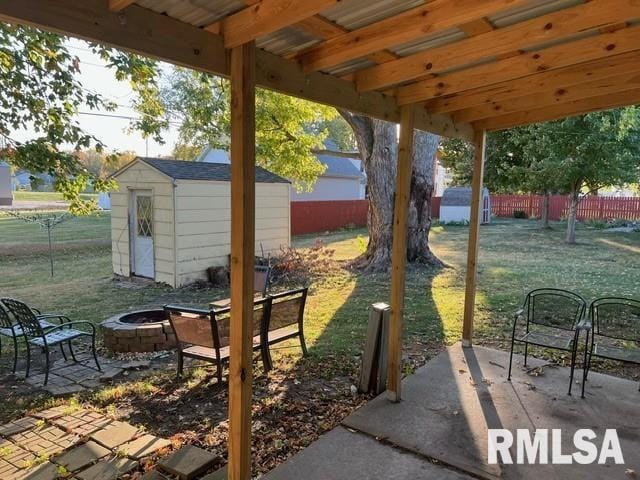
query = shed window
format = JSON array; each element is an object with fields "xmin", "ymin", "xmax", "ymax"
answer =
[{"xmin": 136, "ymin": 196, "xmax": 153, "ymax": 237}]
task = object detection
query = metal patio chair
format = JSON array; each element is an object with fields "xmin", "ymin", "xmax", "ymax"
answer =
[
  {"xmin": 0, "ymin": 301, "xmax": 64, "ymax": 375},
  {"xmin": 582, "ymin": 297, "xmax": 640, "ymax": 397},
  {"xmin": 508, "ymin": 288, "xmax": 587, "ymax": 395},
  {"xmin": 1, "ymin": 298, "xmax": 100, "ymax": 384}
]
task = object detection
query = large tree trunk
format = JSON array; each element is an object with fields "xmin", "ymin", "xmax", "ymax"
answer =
[
  {"xmin": 566, "ymin": 187, "xmax": 580, "ymax": 244},
  {"xmin": 539, "ymin": 191, "xmax": 551, "ymax": 229},
  {"xmin": 339, "ymin": 111, "xmax": 442, "ymax": 272}
]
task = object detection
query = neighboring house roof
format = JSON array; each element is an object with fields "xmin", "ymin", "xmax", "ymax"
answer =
[
  {"xmin": 137, "ymin": 157, "xmax": 289, "ymax": 184},
  {"xmin": 317, "ymin": 154, "xmax": 362, "ymax": 179}
]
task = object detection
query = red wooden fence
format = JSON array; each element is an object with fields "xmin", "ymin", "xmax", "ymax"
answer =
[
  {"xmin": 291, "ymin": 200, "xmax": 368, "ymax": 235},
  {"xmin": 489, "ymin": 194, "xmax": 640, "ymax": 221}
]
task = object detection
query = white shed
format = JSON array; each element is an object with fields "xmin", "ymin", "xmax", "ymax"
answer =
[
  {"xmin": 0, "ymin": 161, "xmax": 12, "ymax": 206},
  {"xmin": 439, "ymin": 186, "xmax": 491, "ymax": 224},
  {"xmin": 110, "ymin": 157, "xmax": 290, "ymax": 287}
]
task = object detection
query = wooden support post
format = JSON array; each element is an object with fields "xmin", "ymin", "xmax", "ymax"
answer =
[
  {"xmin": 228, "ymin": 41, "xmax": 256, "ymax": 480},
  {"xmin": 462, "ymin": 130, "xmax": 486, "ymax": 347},
  {"xmin": 387, "ymin": 104, "xmax": 415, "ymax": 402}
]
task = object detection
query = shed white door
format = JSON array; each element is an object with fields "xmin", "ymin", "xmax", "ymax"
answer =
[{"xmin": 131, "ymin": 190, "xmax": 154, "ymax": 279}]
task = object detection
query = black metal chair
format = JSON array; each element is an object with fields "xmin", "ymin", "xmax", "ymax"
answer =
[
  {"xmin": 508, "ymin": 288, "xmax": 587, "ymax": 395},
  {"xmin": 0, "ymin": 302, "xmax": 64, "ymax": 375},
  {"xmin": 1, "ymin": 298, "xmax": 100, "ymax": 384},
  {"xmin": 582, "ymin": 297, "xmax": 640, "ymax": 397}
]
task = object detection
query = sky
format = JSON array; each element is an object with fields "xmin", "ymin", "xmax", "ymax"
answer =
[{"xmin": 11, "ymin": 38, "xmax": 180, "ymax": 158}]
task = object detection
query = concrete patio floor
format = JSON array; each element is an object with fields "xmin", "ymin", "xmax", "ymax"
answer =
[{"xmin": 264, "ymin": 344, "xmax": 639, "ymax": 480}]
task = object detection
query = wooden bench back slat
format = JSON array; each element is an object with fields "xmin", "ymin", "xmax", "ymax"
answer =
[
  {"xmin": 215, "ymin": 298, "xmax": 270, "ymax": 349},
  {"xmin": 268, "ymin": 288, "xmax": 308, "ymax": 332},
  {"xmin": 166, "ymin": 307, "xmax": 215, "ymax": 348}
]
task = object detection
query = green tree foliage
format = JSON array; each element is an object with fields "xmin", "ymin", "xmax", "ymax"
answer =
[
  {"xmin": 162, "ymin": 68, "xmax": 337, "ymax": 190},
  {"xmin": 0, "ymin": 24, "xmax": 164, "ymax": 213},
  {"xmin": 439, "ymin": 108, "xmax": 640, "ymax": 242}
]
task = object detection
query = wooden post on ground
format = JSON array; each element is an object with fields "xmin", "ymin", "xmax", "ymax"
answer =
[
  {"xmin": 462, "ymin": 130, "xmax": 486, "ymax": 347},
  {"xmin": 387, "ymin": 104, "xmax": 415, "ymax": 402},
  {"xmin": 228, "ymin": 41, "xmax": 256, "ymax": 480}
]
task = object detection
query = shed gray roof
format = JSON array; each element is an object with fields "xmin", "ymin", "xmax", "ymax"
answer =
[
  {"xmin": 441, "ymin": 186, "xmax": 489, "ymax": 206},
  {"xmin": 139, "ymin": 158, "xmax": 289, "ymax": 184}
]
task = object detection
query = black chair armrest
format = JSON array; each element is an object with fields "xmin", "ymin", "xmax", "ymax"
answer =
[
  {"xmin": 44, "ymin": 321, "xmax": 96, "ymax": 335},
  {"xmin": 576, "ymin": 318, "xmax": 592, "ymax": 331},
  {"xmin": 514, "ymin": 309, "xmax": 524, "ymax": 320},
  {"xmin": 30, "ymin": 306, "xmax": 42, "ymax": 315},
  {"xmin": 36, "ymin": 314, "xmax": 71, "ymax": 325}
]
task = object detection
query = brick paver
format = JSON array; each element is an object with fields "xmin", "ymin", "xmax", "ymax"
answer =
[
  {"xmin": 52, "ymin": 410, "xmax": 111, "ymax": 437},
  {"xmin": 158, "ymin": 445, "xmax": 219, "ymax": 479},
  {"xmin": 31, "ymin": 406, "xmax": 69, "ymax": 421},
  {"xmin": 53, "ymin": 440, "xmax": 110, "ymax": 472},
  {"xmin": 90, "ymin": 421, "xmax": 139, "ymax": 450},
  {"xmin": 0, "ymin": 439, "xmax": 36, "ymax": 470},
  {"xmin": 75, "ymin": 457, "xmax": 138, "ymax": 480},
  {"xmin": 10, "ymin": 425, "xmax": 78, "ymax": 457},
  {"xmin": 0, "ymin": 417, "xmax": 40, "ymax": 438},
  {"xmin": 120, "ymin": 434, "xmax": 171, "ymax": 460}
]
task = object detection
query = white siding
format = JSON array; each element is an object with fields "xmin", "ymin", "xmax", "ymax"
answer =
[
  {"xmin": 440, "ymin": 206, "xmax": 471, "ymax": 224},
  {"xmin": 291, "ymin": 176, "xmax": 363, "ymax": 201},
  {"xmin": 174, "ymin": 179, "xmax": 290, "ymax": 286},
  {"xmin": 110, "ymin": 161, "xmax": 176, "ymax": 285}
]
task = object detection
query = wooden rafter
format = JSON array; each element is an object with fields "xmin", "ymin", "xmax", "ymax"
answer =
[
  {"xmin": 475, "ymin": 88, "xmax": 640, "ymax": 131},
  {"xmin": 452, "ymin": 70, "xmax": 640, "ymax": 123},
  {"xmin": 356, "ymin": 0, "xmax": 639, "ymax": 92},
  {"xmin": 108, "ymin": 0, "xmax": 135, "ymax": 12},
  {"xmin": 396, "ymin": 25, "xmax": 640, "ymax": 105},
  {"xmin": 297, "ymin": 0, "xmax": 533, "ymax": 74},
  {"xmin": 0, "ymin": 0, "xmax": 473, "ymax": 140},
  {"xmin": 221, "ymin": 0, "xmax": 340, "ymax": 48},
  {"xmin": 424, "ymin": 51, "xmax": 640, "ymax": 114}
]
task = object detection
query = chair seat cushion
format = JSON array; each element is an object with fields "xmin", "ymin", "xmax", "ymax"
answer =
[
  {"xmin": 29, "ymin": 328, "xmax": 88, "ymax": 346},
  {"xmin": 516, "ymin": 331, "xmax": 575, "ymax": 350},
  {"xmin": 593, "ymin": 343, "xmax": 640, "ymax": 364},
  {"xmin": 0, "ymin": 320, "xmax": 56, "ymax": 338}
]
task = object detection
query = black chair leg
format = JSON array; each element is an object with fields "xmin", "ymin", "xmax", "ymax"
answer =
[
  {"xmin": 524, "ymin": 342, "xmax": 529, "ymax": 367},
  {"xmin": 91, "ymin": 336, "xmax": 101, "ymax": 371},
  {"xmin": 581, "ymin": 331, "xmax": 590, "ymax": 399},
  {"xmin": 568, "ymin": 338, "xmax": 578, "ymax": 396},
  {"xmin": 261, "ymin": 345, "xmax": 273, "ymax": 372},
  {"xmin": 59, "ymin": 342, "xmax": 68, "ymax": 361},
  {"xmin": 44, "ymin": 347, "xmax": 50, "ymax": 385},
  {"xmin": 68, "ymin": 341, "xmax": 77, "ymax": 362},
  {"xmin": 25, "ymin": 340, "xmax": 31, "ymax": 378},
  {"xmin": 11, "ymin": 335, "xmax": 18, "ymax": 375},
  {"xmin": 507, "ymin": 339, "xmax": 516, "ymax": 381},
  {"xmin": 299, "ymin": 333, "xmax": 308, "ymax": 357},
  {"xmin": 216, "ymin": 360, "xmax": 222, "ymax": 384},
  {"xmin": 177, "ymin": 352, "xmax": 184, "ymax": 378}
]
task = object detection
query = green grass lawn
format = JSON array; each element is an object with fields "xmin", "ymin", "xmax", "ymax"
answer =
[{"xmin": 1, "ymin": 212, "xmax": 638, "ymax": 361}]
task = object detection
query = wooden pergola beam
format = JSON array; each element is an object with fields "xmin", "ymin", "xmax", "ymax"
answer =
[
  {"xmin": 222, "ymin": 0, "xmax": 340, "ymax": 48},
  {"xmin": 462, "ymin": 130, "xmax": 486, "ymax": 347},
  {"xmin": 355, "ymin": 0, "xmax": 638, "ymax": 92},
  {"xmin": 387, "ymin": 104, "xmax": 415, "ymax": 402},
  {"xmin": 0, "ymin": 0, "xmax": 473, "ymax": 141},
  {"xmin": 425, "ymin": 50, "xmax": 640, "ymax": 114},
  {"xmin": 475, "ymin": 88, "xmax": 640, "ymax": 131},
  {"xmin": 452, "ymin": 70, "xmax": 640, "ymax": 123},
  {"xmin": 228, "ymin": 41, "xmax": 256, "ymax": 480},
  {"xmin": 297, "ymin": 0, "xmax": 533, "ymax": 74},
  {"xmin": 396, "ymin": 25, "xmax": 640, "ymax": 105},
  {"xmin": 108, "ymin": 0, "xmax": 135, "ymax": 12}
]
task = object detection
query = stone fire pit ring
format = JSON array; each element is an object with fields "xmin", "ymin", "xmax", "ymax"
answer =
[{"xmin": 101, "ymin": 309, "xmax": 177, "ymax": 353}]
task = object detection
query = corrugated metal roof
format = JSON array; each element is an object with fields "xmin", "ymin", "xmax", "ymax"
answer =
[{"xmin": 130, "ymin": 0, "xmax": 624, "ymax": 92}]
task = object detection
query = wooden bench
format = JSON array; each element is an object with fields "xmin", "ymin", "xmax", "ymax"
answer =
[{"xmin": 164, "ymin": 287, "xmax": 308, "ymax": 379}]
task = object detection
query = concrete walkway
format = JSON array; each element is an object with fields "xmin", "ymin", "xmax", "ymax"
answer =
[{"xmin": 265, "ymin": 345, "xmax": 639, "ymax": 480}]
